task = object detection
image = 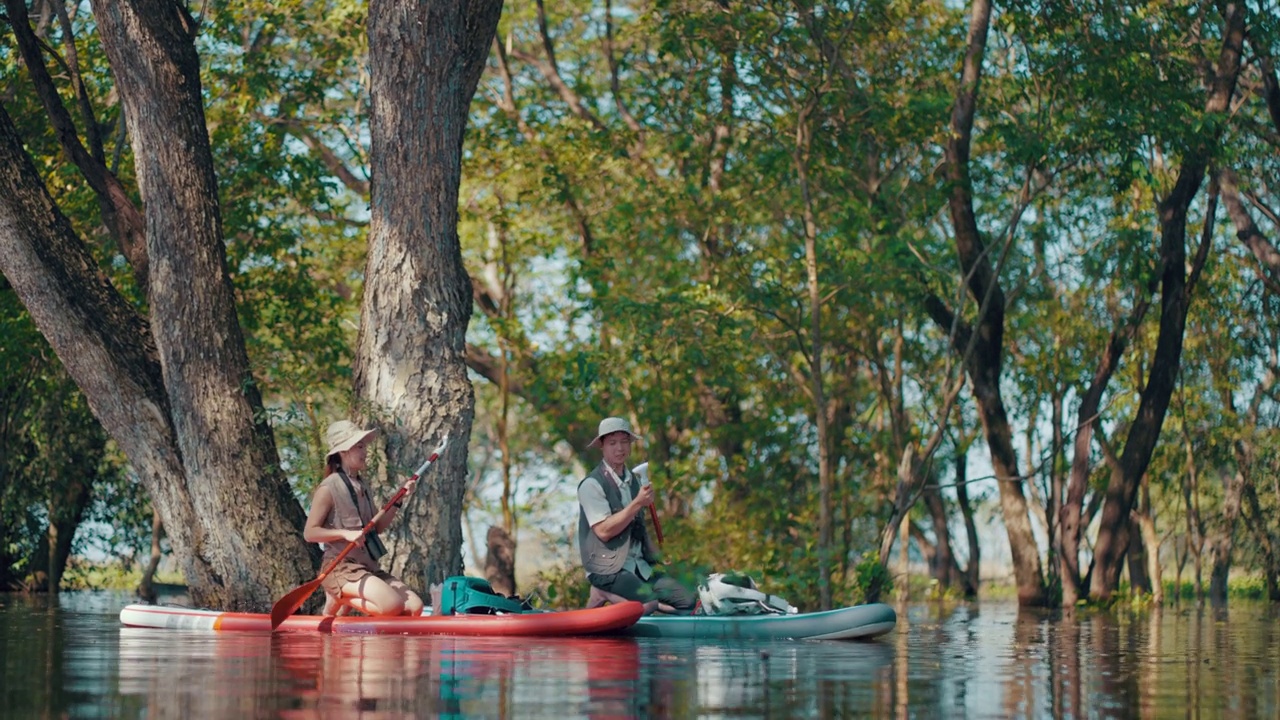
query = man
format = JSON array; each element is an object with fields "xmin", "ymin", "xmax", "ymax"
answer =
[{"xmin": 577, "ymin": 416, "xmax": 696, "ymax": 614}]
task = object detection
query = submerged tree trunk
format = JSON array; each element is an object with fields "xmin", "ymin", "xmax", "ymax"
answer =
[
  {"xmin": 1, "ymin": 0, "xmax": 318, "ymax": 610},
  {"xmin": 1058, "ymin": 292, "xmax": 1153, "ymax": 606},
  {"xmin": 1134, "ymin": 509, "xmax": 1163, "ymax": 603},
  {"xmin": 1207, "ymin": 467, "xmax": 1244, "ymax": 607},
  {"xmin": 1241, "ymin": 480, "xmax": 1280, "ymax": 602},
  {"xmin": 1088, "ymin": 2, "xmax": 1244, "ymax": 602},
  {"xmin": 955, "ymin": 454, "xmax": 981, "ymax": 598},
  {"xmin": 0, "ymin": 104, "xmax": 310, "ymax": 610},
  {"xmin": 483, "ymin": 525, "xmax": 517, "ymax": 596},
  {"xmin": 93, "ymin": 0, "xmax": 316, "ymax": 608},
  {"xmin": 1127, "ymin": 517, "xmax": 1152, "ymax": 596},
  {"xmin": 922, "ymin": 485, "xmax": 968, "ymax": 594},
  {"xmin": 44, "ymin": 470, "xmax": 94, "ymax": 593},
  {"xmin": 138, "ymin": 511, "xmax": 164, "ymax": 603},
  {"xmin": 930, "ymin": 0, "xmax": 1046, "ymax": 606},
  {"xmin": 358, "ymin": 0, "xmax": 503, "ymax": 591}
]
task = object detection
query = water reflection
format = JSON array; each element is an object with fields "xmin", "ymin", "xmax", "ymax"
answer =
[{"xmin": 3, "ymin": 592, "xmax": 1280, "ymax": 718}]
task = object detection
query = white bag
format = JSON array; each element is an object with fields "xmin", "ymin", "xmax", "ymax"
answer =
[{"xmin": 697, "ymin": 572, "xmax": 798, "ymax": 616}]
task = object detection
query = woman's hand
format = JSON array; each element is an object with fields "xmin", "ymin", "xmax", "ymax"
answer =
[
  {"xmin": 402, "ymin": 477, "xmax": 418, "ymax": 497},
  {"xmin": 343, "ymin": 529, "xmax": 366, "ymax": 545}
]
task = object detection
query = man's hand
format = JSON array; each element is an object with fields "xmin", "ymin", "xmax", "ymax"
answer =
[{"xmin": 634, "ymin": 484, "xmax": 654, "ymax": 508}]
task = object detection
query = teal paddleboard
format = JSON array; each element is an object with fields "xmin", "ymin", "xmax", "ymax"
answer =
[{"xmin": 623, "ymin": 602, "xmax": 896, "ymax": 640}]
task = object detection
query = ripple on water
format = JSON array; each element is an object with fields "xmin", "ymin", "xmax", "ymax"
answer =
[{"xmin": 2, "ymin": 593, "xmax": 1279, "ymax": 718}]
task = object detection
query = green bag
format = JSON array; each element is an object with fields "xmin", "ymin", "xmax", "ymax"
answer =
[{"xmin": 438, "ymin": 576, "xmax": 529, "ymax": 615}]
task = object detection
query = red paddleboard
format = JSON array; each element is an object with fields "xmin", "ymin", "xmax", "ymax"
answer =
[{"xmin": 120, "ymin": 602, "xmax": 644, "ymax": 636}]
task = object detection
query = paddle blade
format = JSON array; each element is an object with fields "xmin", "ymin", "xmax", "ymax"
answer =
[{"xmin": 270, "ymin": 577, "xmax": 323, "ymax": 629}]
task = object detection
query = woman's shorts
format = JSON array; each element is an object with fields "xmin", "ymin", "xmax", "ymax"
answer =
[{"xmin": 320, "ymin": 561, "xmax": 401, "ymax": 598}]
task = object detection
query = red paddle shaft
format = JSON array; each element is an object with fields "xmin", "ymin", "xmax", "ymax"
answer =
[{"xmin": 648, "ymin": 505, "xmax": 664, "ymax": 545}]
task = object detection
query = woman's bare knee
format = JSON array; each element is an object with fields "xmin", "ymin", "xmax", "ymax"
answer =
[{"xmin": 346, "ymin": 577, "xmax": 405, "ymax": 616}]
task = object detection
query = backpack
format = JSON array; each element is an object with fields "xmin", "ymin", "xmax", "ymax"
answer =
[
  {"xmin": 437, "ymin": 576, "xmax": 530, "ymax": 615},
  {"xmin": 697, "ymin": 572, "xmax": 798, "ymax": 616}
]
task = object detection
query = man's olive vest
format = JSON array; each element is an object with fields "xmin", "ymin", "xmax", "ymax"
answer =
[{"xmin": 577, "ymin": 463, "xmax": 659, "ymax": 575}]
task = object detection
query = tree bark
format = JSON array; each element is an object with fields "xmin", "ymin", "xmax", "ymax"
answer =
[
  {"xmin": 1126, "ymin": 516, "xmax": 1152, "ymax": 595},
  {"xmin": 359, "ymin": 0, "xmax": 503, "ymax": 591},
  {"xmin": 91, "ymin": 0, "xmax": 317, "ymax": 609},
  {"xmin": 1088, "ymin": 3, "xmax": 1244, "ymax": 601},
  {"xmin": 937, "ymin": 0, "xmax": 1046, "ymax": 606},
  {"xmin": 1241, "ymin": 480, "xmax": 1280, "ymax": 602},
  {"xmin": 1132, "ymin": 508, "xmax": 1163, "ymax": 603},
  {"xmin": 44, "ymin": 463, "xmax": 95, "ymax": 593},
  {"xmin": 922, "ymin": 484, "xmax": 969, "ymax": 594},
  {"xmin": 0, "ymin": 104, "xmax": 221, "ymax": 606}
]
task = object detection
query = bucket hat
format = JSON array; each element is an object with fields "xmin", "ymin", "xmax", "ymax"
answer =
[
  {"xmin": 587, "ymin": 416, "xmax": 641, "ymax": 449},
  {"xmin": 325, "ymin": 420, "xmax": 377, "ymax": 459}
]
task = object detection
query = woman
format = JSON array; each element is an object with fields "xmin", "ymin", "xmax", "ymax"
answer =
[{"xmin": 304, "ymin": 420, "xmax": 424, "ymax": 616}]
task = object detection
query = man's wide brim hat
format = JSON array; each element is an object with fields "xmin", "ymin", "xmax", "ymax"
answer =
[
  {"xmin": 587, "ymin": 416, "xmax": 641, "ymax": 449},
  {"xmin": 326, "ymin": 420, "xmax": 377, "ymax": 459}
]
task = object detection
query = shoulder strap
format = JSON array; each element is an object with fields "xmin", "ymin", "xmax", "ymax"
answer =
[{"xmin": 336, "ymin": 469, "xmax": 371, "ymax": 524}]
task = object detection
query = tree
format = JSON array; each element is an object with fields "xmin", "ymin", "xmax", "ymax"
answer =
[
  {"xmin": 925, "ymin": 0, "xmax": 1048, "ymax": 605},
  {"xmin": 1087, "ymin": 2, "xmax": 1245, "ymax": 601},
  {"xmin": 351, "ymin": 0, "xmax": 503, "ymax": 590},
  {"xmin": 0, "ymin": 0, "xmax": 502, "ymax": 608}
]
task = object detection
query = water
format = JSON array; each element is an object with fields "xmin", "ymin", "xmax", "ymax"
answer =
[{"xmin": 1, "ymin": 592, "xmax": 1277, "ymax": 718}]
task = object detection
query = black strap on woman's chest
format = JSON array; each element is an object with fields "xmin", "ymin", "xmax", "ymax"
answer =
[{"xmin": 336, "ymin": 468, "xmax": 370, "ymax": 524}]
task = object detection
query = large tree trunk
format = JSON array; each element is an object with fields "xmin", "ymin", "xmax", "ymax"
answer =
[
  {"xmin": 933, "ymin": 0, "xmax": 1046, "ymax": 606},
  {"xmin": 1, "ymin": 0, "xmax": 317, "ymax": 609},
  {"xmin": 0, "ymin": 106, "xmax": 239, "ymax": 608},
  {"xmin": 1241, "ymin": 480, "xmax": 1280, "ymax": 602},
  {"xmin": 92, "ymin": 0, "xmax": 317, "ymax": 608},
  {"xmin": 358, "ymin": 0, "xmax": 503, "ymax": 591},
  {"xmin": 1088, "ymin": 3, "xmax": 1244, "ymax": 601},
  {"xmin": 1126, "ymin": 516, "xmax": 1152, "ymax": 595}
]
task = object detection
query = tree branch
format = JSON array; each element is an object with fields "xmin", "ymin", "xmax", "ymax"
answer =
[
  {"xmin": 275, "ymin": 117, "xmax": 370, "ymax": 196},
  {"xmin": 1219, "ymin": 168, "xmax": 1280, "ymax": 293},
  {"xmin": 4, "ymin": 0, "xmax": 148, "ymax": 290}
]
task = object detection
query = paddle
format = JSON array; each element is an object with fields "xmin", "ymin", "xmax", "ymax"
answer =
[
  {"xmin": 633, "ymin": 462, "xmax": 664, "ymax": 545},
  {"xmin": 270, "ymin": 434, "xmax": 450, "ymax": 629}
]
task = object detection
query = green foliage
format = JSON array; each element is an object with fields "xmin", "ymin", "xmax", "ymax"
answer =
[
  {"xmin": 528, "ymin": 562, "xmax": 594, "ymax": 611},
  {"xmin": 0, "ymin": 279, "xmax": 148, "ymax": 589},
  {"xmin": 849, "ymin": 551, "xmax": 894, "ymax": 605},
  {"xmin": 60, "ymin": 557, "xmax": 184, "ymax": 592}
]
